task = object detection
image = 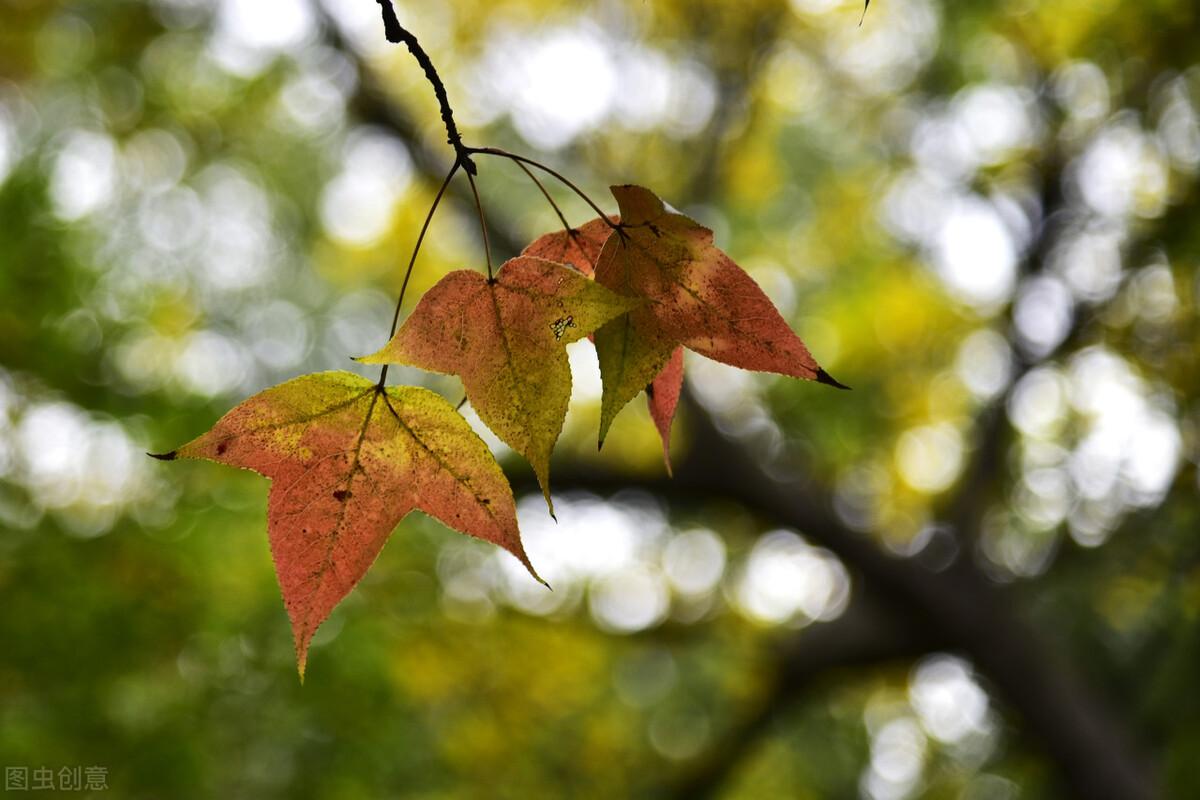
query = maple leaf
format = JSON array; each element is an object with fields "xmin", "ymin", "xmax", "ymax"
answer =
[
  {"xmin": 593, "ymin": 184, "xmax": 846, "ymax": 444},
  {"xmin": 646, "ymin": 346, "xmax": 685, "ymax": 474},
  {"xmin": 520, "ymin": 216, "xmax": 617, "ymax": 279},
  {"xmin": 360, "ymin": 256, "xmax": 638, "ymax": 511},
  {"xmin": 525, "ymin": 218, "xmax": 687, "ymax": 472},
  {"xmin": 152, "ymin": 371, "xmax": 537, "ymax": 678}
]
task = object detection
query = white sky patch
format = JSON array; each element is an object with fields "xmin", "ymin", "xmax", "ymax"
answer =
[
  {"xmin": 211, "ymin": 0, "xmax": 315, "ymax": 77},
  {"xmin": 318, "ymin": 0, "xmax": 395, "ymax": 59},
  {"xmin": 241, "ymin": 300, "xmax": 312, "ymax": 371},
  {"xmin": 662, "ymin": 60, "xmax": 717, "ymax": 138},
  {"xmin": 483, "ymin": 24, "xmax": 617, "ymax": 150},
  {"xmin": 1008, "ymin": 367, "xmax": 1069, "ymax": 440},
  {"xmin": 0, "ymin": 108, "xmax": 15, "ymax": 188},
  {"xmin": 824, "ymin": 0, "xmax": 940, "ymax": 95},
  {"xmin": 909, "ymin": 656, "xmax": 992, "ymax": 744},
  {"xmin": 280, "ymin": 71, "xmax": 348, "ymax": 134},
  {"xmin": 589, "ymin": 565, "xmax": 671, "ymax": 633},
  {"xmin": 662, "ymin": 529, "xmax": 727, "ymax": 597},
  {"xmin": 895, "ymin": 423, "xmax": 964, "ymax": 493},
  {"xmin": 1054, "ymin": 61, "xmax": 1110, "ymax": 123},
  {"xmin": 1016, "ymin": 466, "xmax": 1072, "ymax": 530},
  {"xmin": 953, "ymin": 83, "xmax": 1036, "ymax": 166},
  {"xmin": 194, "ymin": 163, "xmax": 277, "ymax": 291},
  {"xmin": 612, "ymin": 47, "xmax": 672, "ymax": 131},
  {"xmin": 7, "ymin": 392, "xmax": 166, "ymax": 537},
  {"xmin": 122, "ymin": 128, "xmax": 189, "ymax": 194},
  {"xmin": 1066, "ymin": 348, "xmax": 1181, "ymax": 518},
  {"xmin": 931, "ymin": 196, "xmax": 1017, "ymax": 310},
  {"xmin": 911, "ymin": 114, "xmax": 977, "ymax": 182},
  {"xmin": 468, "ymin": 24, "xmax": 715, "ymax": 148},
  {"xmin": 955, "ymin": 329, "xmax": 1012, "ymax": 399},
  {"xmin": 734, "ymin": 530, "xmax": 850, "ymax": 626},
  {"xmin": 323, "ymin": 289, "xmax": 395, "ymax": 366},
  {"xmin": 1052, "ymin": 226, "xmax": 1124, "ymax": 303},
  {"xmin": 1013, "ymin": 275, "xmax": 1073, "ymax": 357},
  {"xmin": 50, "ymin": 130, "xmax": 118, "ymax": 221},
  {"xmin": 881, "ymin": 170, "xmax": 954, "ymax": 243},
  {"xmin": 507, "ymin": 494, "xmax": 664, "ymax": 585},
  {"xmin": 862, "ymin": 717, "xmax": 927, "ymax": 800},
  {"xmin": 566, "ymin": 340, "xmax": 602, "ymax": 404},
  {"xmin": 1076, "ymin": 122, "xmax": 1168, "ymax": 220},
  {"xmin": 175, "ymin": 329, "xmax": 252, "ymax": 398},
  {"xmin": 138, "ymin": 185, "xmax": 206, "ymax": 253},
  {"xmin": 320, "ymin": 129, "xmax": 413, "ymax": 246},
  {"xmin": 789, "ymin": 0, "xmax": 843, "ymax": 13},
  {"xmin": 1157, "ymin": 82, "xmax": 1200, "ymax": 169},
  {"xmin": 481, "ymin": 493, "xmax": 671, "ymax": 624}
]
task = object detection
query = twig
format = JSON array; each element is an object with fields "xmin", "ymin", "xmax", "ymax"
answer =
[
  {"xmin": 512, "ymin": 158, "xmax": 574, "ymax": 236},
  {"xmin": 376, "ymin": 159, "xmax": 459, "ymax": 388},
  {"xmin": 470, "ymin": 146, "xmax": 620, "ymax": 231},
  {"xmin": 465, "ymin": 169, "xmax": 494, "ymax": 280},
  {"xmin": 375, "ymin": 1, "xmax": 476, "ymax": 174}
]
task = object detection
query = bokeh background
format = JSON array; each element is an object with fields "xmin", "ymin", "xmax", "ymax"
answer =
[{"xmin": 1, "ymin": 0, "xmax": 1197, "ymax": 797}]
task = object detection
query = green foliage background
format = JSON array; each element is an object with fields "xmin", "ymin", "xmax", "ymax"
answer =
[{"xmin": 0, "ymin": 0, "xmax": 1197, "ymax": 798}]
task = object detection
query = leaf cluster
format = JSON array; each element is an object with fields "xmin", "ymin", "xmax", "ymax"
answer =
[
  {"xmin": 156, "ymin": 179, "xmax": 842, "ymax": 675},
  {"xmin": 152, "ymin": 6, "xmax": 845, "ymax": 676}
]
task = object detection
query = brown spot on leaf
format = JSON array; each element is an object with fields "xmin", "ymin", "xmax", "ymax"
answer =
[
  {"xmin": 550, "ymin": 315, "xmax": 577, "ymax": 341},
  {"xmin": 333, "ymin": 489, "xmax": 351, "ymax": 501}
]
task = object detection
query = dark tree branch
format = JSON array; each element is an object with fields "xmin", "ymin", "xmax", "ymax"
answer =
[
  {"xmin": 318, "ymin": 5, "xmax": 522, "ymax": 259},
  {"xmin": 538, "ymin": 386, "xmax": 1156, "ymax": 800},
  {"xmin": 374, "ymin": 1, "xmax": 476, "ymax": 174},
  {"xmin": 666, "ymin": 594, "xmax": 948, "ymax": 800}
]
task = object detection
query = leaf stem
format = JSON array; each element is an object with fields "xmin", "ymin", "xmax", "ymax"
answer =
[
  {"xmin": 512, "ymin": 158, "xmax": 573, "ymax": 235},
  {"xmin": 377, "ymin": 158, "xmax": 460, "ymax": 388},
  {"xmin": 465, "ymin": 168, "xmax": 494, "ymax": 280},
  {"xmin": 469, "ymin": 147, "xmax": 619, "ymax": 232}
]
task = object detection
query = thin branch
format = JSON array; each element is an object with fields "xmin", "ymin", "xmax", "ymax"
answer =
[
  {"xmin": 470, "ymin": 147, "xmax": 620, "ymax": 231},
  {"xmin": 375, "ymin": 0, "xmax": 476, "ymax": 174},
  {"xmin": 465, "ymin": 169, "xmax": 494, "ymax": 280},
  {"xmin": 377, "ymin": 158, "xmax": 459, "ymax": 387},
  {"xmin": 512, "ymin": 158, "xmax": 574, "ymax": 236}
]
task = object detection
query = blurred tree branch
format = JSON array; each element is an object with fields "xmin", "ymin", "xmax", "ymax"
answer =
[
  {"xmin": 665, "ymin": 592, "xmax": 947, "ymax": 799},
  {"xmin": 320, "ymin": 6, "xmax": 1176, "ymax": 799}
]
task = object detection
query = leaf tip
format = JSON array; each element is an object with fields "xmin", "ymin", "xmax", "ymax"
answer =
[
  {"xmin": 353, "ymin": 344, "xmax": 391, "ymax": 365},
  {"xmin": 597, "ymin": 414, "xmax": 615, "ymax": 452},
  {"xmin": 148, "ymin": 450, "xmax": 177, "ymax": 461},
  {"xmin": 517, "ymin": 554, "xmax": 550, "ymax": 590},
  {"xmin": 815, "ymin": 368, "xmax": 851, "ymax": 390}
]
